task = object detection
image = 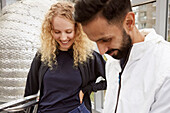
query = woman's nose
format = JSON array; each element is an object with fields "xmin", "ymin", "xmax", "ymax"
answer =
[{"xmin": 60, "ymin": 33, "xmax": 67, "ymax": 41}]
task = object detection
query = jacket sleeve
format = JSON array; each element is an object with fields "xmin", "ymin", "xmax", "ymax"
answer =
[
  {"xmin": 149, "ymin": 78, "xmax": 170, "ymax": 113},
  {"xmin": 24, "ymin": 52, "xmax": 41, "ymax": 97},
  {"xmin": 82, "ymin": 51, "xmax": 106, "ymax": 94}
]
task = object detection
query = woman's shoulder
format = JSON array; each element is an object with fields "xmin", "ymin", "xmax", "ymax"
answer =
[
  {"xmin": 89, "ymin": 50, "xmax": 106, "ymax": 64},
  {"xmin": 92, "ymin": 50, "xmax": 101, "ymax": 57},
  {"xmin": 32, "ymin": 50, "xmax": 42, "ymax": 64},
  {"xmin": 92, "ymin": 50, "xmax": 104, "ymax": 60}
]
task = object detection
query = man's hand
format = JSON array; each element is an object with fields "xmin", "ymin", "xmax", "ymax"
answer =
[{"xmin": 79, "ymin": 90, "xmax": 84, "ymax": 104}]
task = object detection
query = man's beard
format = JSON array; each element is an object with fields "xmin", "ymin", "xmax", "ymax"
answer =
[{"xmin": 106, "ymin": 29, "xmax": 132, "ymax": 59}]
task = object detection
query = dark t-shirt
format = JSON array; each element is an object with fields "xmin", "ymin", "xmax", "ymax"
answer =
[{"xmin": 38, "ymin": 50, "xmax": 82, "ymax": 113}]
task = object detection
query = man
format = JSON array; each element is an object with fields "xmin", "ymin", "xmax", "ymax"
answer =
[{"xmin": 74, "ymin": 0, "xmax": 170, "ymax": 113}]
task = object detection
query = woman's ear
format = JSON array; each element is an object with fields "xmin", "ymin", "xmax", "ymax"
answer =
[{"xmin": 123, "ymin": 12, "xmax": 135, "ymax": 33}]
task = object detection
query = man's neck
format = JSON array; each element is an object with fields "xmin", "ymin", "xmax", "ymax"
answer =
[{"xmin": 131, "ymin": 26, "xmax": 145, "ymax": 44}]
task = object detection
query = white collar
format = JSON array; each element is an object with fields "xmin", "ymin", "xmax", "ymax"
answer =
[{"xmin": 128, "ymin": 29, "xmax": 163, "ymax": 63}]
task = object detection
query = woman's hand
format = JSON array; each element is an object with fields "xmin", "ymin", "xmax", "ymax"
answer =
[{"xmin": 79, "ymin": 90, "xmax": 84, "ymax": 104}]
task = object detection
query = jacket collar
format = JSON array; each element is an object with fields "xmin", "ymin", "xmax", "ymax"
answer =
[{"xmin": 128, "ymin": 29, "xmax": 163, "ymax": 63}]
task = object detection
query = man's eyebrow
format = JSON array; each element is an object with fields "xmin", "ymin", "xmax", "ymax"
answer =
[{"xmin": 96, "ymin": 37, "xmax": 109, "ymax": 42}]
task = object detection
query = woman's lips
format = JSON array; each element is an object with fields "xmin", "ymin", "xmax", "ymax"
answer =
[{"xmin": 61, "ymin": 41, "xmax": 69, "ymax": 45}]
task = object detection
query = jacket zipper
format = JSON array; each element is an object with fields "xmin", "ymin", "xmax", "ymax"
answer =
[
  {"xmin": 114, "ymin": 75, "xmax": 122, "ymax": 113},
  {"xmin": 114, "ymin": 46, "xmax": 132, "ymax": 113}
]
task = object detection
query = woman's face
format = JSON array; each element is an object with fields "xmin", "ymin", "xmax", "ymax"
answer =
[{"xmin": 52, "ymin": 16, "xmax": 75, "ymax": 51}]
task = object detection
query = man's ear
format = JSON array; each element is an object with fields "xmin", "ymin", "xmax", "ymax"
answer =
[{"xmin": 123, "ymin": 12, "xmax": 135, "ymax": 33}]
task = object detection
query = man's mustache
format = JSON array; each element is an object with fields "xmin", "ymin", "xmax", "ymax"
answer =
[{"xmin": 106, "ymin": 49, "xmax": 120, "ymax": 54}]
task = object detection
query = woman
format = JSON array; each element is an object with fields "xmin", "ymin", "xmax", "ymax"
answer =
[{"xmin": 24, "ymin": 1, "xmax": 106, "ymax": 113}]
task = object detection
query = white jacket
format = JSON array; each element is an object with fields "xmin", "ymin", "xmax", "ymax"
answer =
[{"xmin": 103, "ymin": 29, "xmax": 170, "ymax": 113}]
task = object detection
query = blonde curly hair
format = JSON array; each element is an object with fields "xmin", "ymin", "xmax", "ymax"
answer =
[{"xmin": 40, "ymin": 1, "xmax": 95, "ymax": 68}]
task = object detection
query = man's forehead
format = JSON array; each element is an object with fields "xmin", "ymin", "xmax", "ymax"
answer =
[
  {"xmin": 82, "ymin": 19, "xmax": 121, "ymax": 42},
  {"xmin": 82, "ymin": 17, "xmax": 108, "ymax": 39},
  {"xmin": 82, "ymin": 25, "xmax": 103, "ymax": 41}
]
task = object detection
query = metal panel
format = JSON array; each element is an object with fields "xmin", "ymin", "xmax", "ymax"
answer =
[
  {"xmin": 93, "ymin": 76, "xmax": 105, "ymax": 112},
  {"xmin": 0, "ymin": 1, "xmax": 2, "ymax": 12},
  {"xmin": 155, "ymin": 0, "xmax": 168, "ymax": 39},
  {"xmin": 94, "ymin": 91, "xmax": 104, "ymax": 112},
  {"xmin": 131, "ymin": 0, "xmax": 156, "ymax": 6},
  {"xmin": 1, "ymin": 0, "xmax": 6, "ymax": 8}
]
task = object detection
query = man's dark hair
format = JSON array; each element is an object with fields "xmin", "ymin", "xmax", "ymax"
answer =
[{"xmin": 74, "ymin": 0, "xmax": 132, "ymax": 25}]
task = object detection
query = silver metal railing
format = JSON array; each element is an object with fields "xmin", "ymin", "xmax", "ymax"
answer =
[{"xmin": 0, "ymin": 94, "xmax": 39, "ymax": 113}]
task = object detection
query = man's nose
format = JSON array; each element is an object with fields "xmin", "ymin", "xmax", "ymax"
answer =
[{"xmin": 97, "ymin": 43, "xmax": 108, "ymax": 55}]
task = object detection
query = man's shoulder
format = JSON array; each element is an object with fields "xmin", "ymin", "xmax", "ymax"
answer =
[{"xmin": 156, "ymin": 39, "xmax": 170, "ymax": 55}]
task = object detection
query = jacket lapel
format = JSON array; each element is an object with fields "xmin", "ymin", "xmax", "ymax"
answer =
[{"xmin": 39, "ymin": 63, "xmax": 48, "ymax": 90}]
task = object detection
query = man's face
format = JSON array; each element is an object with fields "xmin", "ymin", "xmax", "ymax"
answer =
[{"xmin": 82, "ymin": 17, "xmax": 132, "ymax": 59}]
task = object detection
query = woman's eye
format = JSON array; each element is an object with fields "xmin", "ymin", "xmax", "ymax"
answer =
[
  {"xmin": 66, "ymin": 31, "xmax": 72, "ymax": 34},
  {"xmin": 54, "ymin": 31, "xmax": 60, "ymax": 34}
]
